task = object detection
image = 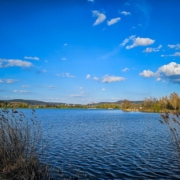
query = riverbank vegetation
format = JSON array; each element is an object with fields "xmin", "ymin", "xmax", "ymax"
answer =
[
  {"xmin": 0, "ymin": 108, "xmax": 49, "ymax": 180},
  {"xmin": 0, "ymin": 92, "xmax": 180, "ymax": 113},
  {"xmin": 160, "ymin": 111, "xmax": 180, "ymax": 155}
]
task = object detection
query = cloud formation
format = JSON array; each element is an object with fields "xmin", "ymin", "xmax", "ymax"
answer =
[
  {"xmin": 168, "ymin": 44, "xmax": 180, "ymax": 50},
  {"xmin": 102, "ymin": 75, "xmax": 125, "ymax": 83},
  {"xmin": 22, "ymin": 85, "xmax": 29, "ymax": 88},
  {"xmin": 69, "ymin": 94, "xmax": 84, "ymax": 98},
  {"xmin": 161, "ymin": 52, "xmax": 180, "ymax": 57},
  {"xmin": 107, "ymin": 17, "xmax": 121, "ymax": 26},
  {"xmin": 24, "ymin": 56, "xmax": 39, "ymax": 60},
  {"xmin": 92, "ymin": 10, "xmax": 106, "ymax": 26},
  {"xmin": 139, "ymin": 70, "xmax": 154, "ymax": 78},
  {"xmin": 0, "ymin": 79, "xmax": 17, "ymax": 84},
  {"xmin": 121, "ymin": 11, "xmax": 131, "ymax": 15},
  {"xmin": 120, "ymin": 36, "xmax": 155, "ymax": 49},
  {"xmin": 0, "ymin": 59, "xmax": 33, "ymax": 68},
  {"xmin": 62, "ymin": 58, "xmax": 67, "ymax": 60},
  {"xmin": 93, "ymin": 77, "xmax": 99, "ymax": 81},
  {"xmin": 62, "ymin": 73, "xmax": 75, "ymax": 78},
  {"xmin": 13, "ymin": 90, "xmax": 30, "ymax": 93},
  {"xmin": 122, "ymin": 68, "xmax": 129, "ymax": 72},
  {"xmin": 86, "ymin": 74, "xmax": 91, "ymax": 79},
  {"xmin": 143, "ymin": 45, "xmax": 162, "ymax": 53},
  {"xmin": 140, "ymin": 62, "xmax": 180, "ymax": 84}
]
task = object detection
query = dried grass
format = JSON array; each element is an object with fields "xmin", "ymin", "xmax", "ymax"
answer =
[
  {"xmin": 0, "ymin": 108, "xmax": 48, "ymax": 180},
  {"xmin": 160, "ymin": 111, "xmax": 180, "ymax": 154}
]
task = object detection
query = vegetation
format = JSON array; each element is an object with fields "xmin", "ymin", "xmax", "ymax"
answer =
[
  {"xmin": 160, "ymin": 111, "xmax": 180, "ymax": 154},
  {"xmin": 0, "ymin": 108, "xmax": 49, "ymax": 180},
  {"xmin": 1, "ymin": 92, "xmax": 180, "ymax": 112}
]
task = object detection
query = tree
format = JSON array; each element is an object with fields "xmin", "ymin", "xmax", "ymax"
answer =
[
  {"xmin": 121, "ymin": 99, "xmax": 132, "ymax": 110},
  {"xmin": 159, "ymin": 96, "xmax": 168, "ymax": 111},
  {"xmin": 169, "ymin": 92, "xmax": 180, "ymax": 110}
]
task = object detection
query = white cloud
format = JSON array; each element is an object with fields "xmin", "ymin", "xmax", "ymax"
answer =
[
  {"xmin": 43, "ymin": 85, "xmax": 55, "ymax": 90},
  {"xmin": 157, "ymin": 62, "xmax": 180, "ymax": 76},
  {"xmin": 102, "ymin": 88, "xmax": 106, "ymax": 91},
  {"xmin": 161, "ymin": 52, "xmax": 180, "ymax": 57},
  {"xmin": 24, "ymin": 56, "xmax": 39, "ymax": 60},
  {"xmin": 64, "ymin": 43, "xmax": 68, "ymax": 46},
  {"xmin": 139, "ymin": 70, "xmax": 154, "ymax": 78},
  {"xmin": 22, "ymin": 85, "xmax": 29, "ymax": 88},
  {"xmin": 88, "ymin": 0, "xmax": 94, "ymax": 2},
  {"xmin": 107, "ymin": 17, "xmax": 121, "ymax": 26},
  {"xmin": 13, "ymin": 90, "xmax": 30, "ymax": 93},
  {"xmin": 69, "ymin": 94, "xmax": 84, "ymax": 98},
  {"xmin": 0, "ymin": 79, "xmax": 17, "ymax": 84},
  {"xmin": 62, "ymin": 58, "xmax": 67, "ymax": 60},
  {"xmin": 6, "ymin": 79, "xmax": 17, "ymax": 84},
  {"xmin": 102, "ymin": 75, "xmax": 125, "ymax": 83},
  {"xmin": 143, "ymin": 45, "xmax": 162, "ymax": 53},
  {"xmin": 126, "ymin": 37, "xmax": 155, "ymax": 49},
  {"xmin": 86, "ymin": 74, "xmax": 91, "ymax": 79},
  {"xmin": 92, "ymin": 10, "xmax": 106, "ymax": 26},
  {"xmin": 62, "ymin": 73, "xmax": 75, "ymax": 78},
  {"xmin": 0, "ymin": 59, "xmax": 33, "ymax": 68},
  {"xmin": 122, "ymin": 68, "xmax": 129, "ymax": 72},
  {"xmin": 121, "ymin": 11, "xmax": 131, "ymax": 15},
  {"xmin": 93, "ymin": 77, "xmax": 99, "ymax": 81},
  {"xmin": 56, "ymin": 73, "xmax": 75, "ymax": 78},
  {"xmin": 120, "ymin": 35, "xmax": 135, "ymax": 46},
  {"xmin": 172, "ymin": 52, "xmax": 180, "ymax": 56},
  {"xmin": 140, "ymin": 62, "xmax": 180, "ymax": 84},
  {"xmin": 79, "ymin": 87, "xmax": 83, "ymax": 90},
  {"xmin": 168, "ymin": 44, "xmax": 180, "ymax": 50}
]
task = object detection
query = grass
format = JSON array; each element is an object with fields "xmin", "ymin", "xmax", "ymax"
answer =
[{"xmin": 0, "ymin": 108, "xmax": 49, "ymax": 180}]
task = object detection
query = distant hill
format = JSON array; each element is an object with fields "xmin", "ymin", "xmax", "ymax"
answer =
[
  {"xmin": 92, "ymin": 100, "xmax": 143, "ymax": 105},
  {"xmin": 1, "ymin": 99, "xmax": 143, "ymax": 106},
  {"xmin": 1, "ymin": 99, "xmax": 65, "ymax": 105},
  {"xmin": 115, "ymin": 100, "xmax": 143, "ymax": 104}
]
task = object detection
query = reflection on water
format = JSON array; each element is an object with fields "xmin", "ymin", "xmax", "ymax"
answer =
[{"xmin": 25, "ymin": 109, "xmax": 180, "ymax": 179}]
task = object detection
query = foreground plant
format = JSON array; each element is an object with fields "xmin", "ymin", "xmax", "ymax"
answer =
[
  {"xmin": 160, "ymin": 111, "xmax": 180, "ymax": 154},
  {"xmin": 0, "ymin": 108, "xmax": 48, "ymax": 180}
]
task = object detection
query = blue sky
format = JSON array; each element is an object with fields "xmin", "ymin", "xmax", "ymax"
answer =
[{"xmin": 0, "ymin": 0, "xmax": 180, "ymax": 104}]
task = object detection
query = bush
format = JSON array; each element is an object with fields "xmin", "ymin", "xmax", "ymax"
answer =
[{"xmin": 0, "ymin": 108, "xmax": 48, "ymax": 180}]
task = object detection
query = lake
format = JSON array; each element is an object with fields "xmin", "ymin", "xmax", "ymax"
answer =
[{"xmin": 27, "ymin": 109, "xmax": 180, "ymax": 179}]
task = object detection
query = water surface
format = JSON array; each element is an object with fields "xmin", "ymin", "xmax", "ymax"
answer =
[{"xmin": 27, "ymin": 109, "xmax": 180, "ymax": 179}]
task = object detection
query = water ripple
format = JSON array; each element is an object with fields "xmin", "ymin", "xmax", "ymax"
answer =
[{"xmin": 24, "ymin": 109, "xmax": 180, "ymax": 179}]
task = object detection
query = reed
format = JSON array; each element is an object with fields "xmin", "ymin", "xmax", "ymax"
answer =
[
  {"xmin": 0, "ymin": 108, "xmax": 48, "ymax": 180},
  {"xmin": 160, "ymin": 111, "xmax": 180, "ymax": 154}
]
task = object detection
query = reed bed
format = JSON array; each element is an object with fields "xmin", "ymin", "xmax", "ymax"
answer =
[
  {"xmin": 0, "ymin": 108, "xmax": 49, "ymax": 180},
  {"xmin": 160, "ymin": 111, "xmax": 180, "ymax": 154}
]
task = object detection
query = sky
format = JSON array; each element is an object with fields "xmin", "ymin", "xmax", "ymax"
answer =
[{"xmin": 0, "ymin": 0, "xmax": 180, "ymax": 104}]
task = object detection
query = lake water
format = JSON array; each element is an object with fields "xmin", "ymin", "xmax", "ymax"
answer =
[{"xmin": 27, "ymin": 109, "xmax": 180, "ymax": 179}]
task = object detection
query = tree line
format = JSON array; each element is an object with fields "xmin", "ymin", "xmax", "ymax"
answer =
[{"xmin": 0, "ymin": 92, "xmax": 180, "ymax": 112}]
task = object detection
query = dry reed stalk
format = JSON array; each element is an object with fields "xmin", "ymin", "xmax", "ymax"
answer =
[
  {"xmin": 0, "ymin": 108, "xmax": 49, "ymax": 180},
  {"xmin": 160, "ymin": 111, "xmax": 180, "ymax": 155}
]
